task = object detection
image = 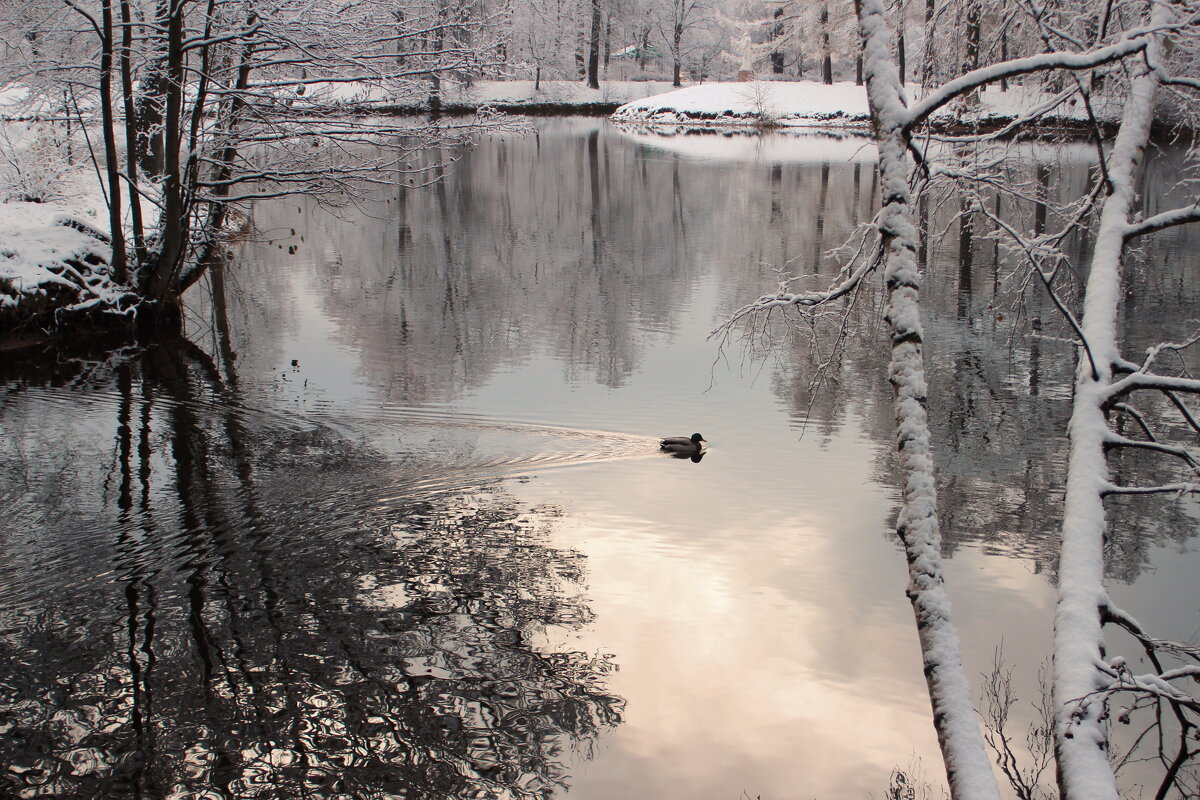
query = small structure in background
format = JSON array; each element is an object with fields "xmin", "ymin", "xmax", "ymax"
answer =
[
  {"xmin": 611, "ymin": 44, "xmax": 664, "ymax": 63},
  {"xmin": 737, "ymin": 37, "xmax": 753, "ymax": 82}
]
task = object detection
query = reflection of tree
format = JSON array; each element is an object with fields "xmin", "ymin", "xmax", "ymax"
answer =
[
  {"xmin": 759, "ymin": 145, "xmax": 1200, "ymax": 581},
  {"xmin": 236, "ymin": 122, "xmax": 873, "ymax": 406},
  {"xmin": 0, "ymin": 335, "xmax": 622, "ymax": 799}
]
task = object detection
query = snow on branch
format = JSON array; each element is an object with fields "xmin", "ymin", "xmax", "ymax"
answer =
[
  {"xmin": 903, "ymin": 31, "xmax": 1167, "ymax": 133},
  {"xmin": 1048, "ymin": 0, "xmax": 1183, "ymax": 795},
  {"xmin": 1124, "ymin": 203, "xmax": 1200, "ymax": 239},
  {"xmin": 853, "ymin": 2, "xmax": 1005, "ymax": 798},
  {"xmin": 1095, "ymin": 662, "xmax": 1200, "ymax": 710},
  {"xmin": 1100, "ymin": 480, "xmax": 1200, "ymax": 497},
  {"xmin": 1104, "ymin": 371, "xmax": 1200, "ymax": 401},
  {"xmin": 1103, "ymin": 432, "xmax": 1200, "ymax": 471},
  {"xmin": 1102, "ymin": 602, "xmax": 1200, "ymax": 665},
  {"xmin": 711, "ymin": 244, "xmax": 879, "ymax": 337}
]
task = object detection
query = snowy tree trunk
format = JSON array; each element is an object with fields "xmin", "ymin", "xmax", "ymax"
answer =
[
  {"xmin": 854, "ymin": 1, "xmax": 1001, "ymax": 797},
  {"xmin": 1051, "ymin": 5, "xmax": 1173, "ymax": 798}
]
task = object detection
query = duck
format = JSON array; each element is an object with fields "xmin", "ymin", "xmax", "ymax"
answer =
[{"xmin": 660, "ymin": 433, "xmax": 706, "ymax": 453}]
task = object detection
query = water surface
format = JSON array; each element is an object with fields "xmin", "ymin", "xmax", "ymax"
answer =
[{"xmin": 2, "ymin": 119, "xmax": 1198, "ymax": 799}]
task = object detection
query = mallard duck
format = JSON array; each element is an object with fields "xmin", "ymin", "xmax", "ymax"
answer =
[{"xmin": 660, "ymin": 433, "xmax": 706, "ymax": 453}]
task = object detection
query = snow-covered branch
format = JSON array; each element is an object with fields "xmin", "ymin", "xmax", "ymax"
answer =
[
  {"xmin": 853, "ymin": 2, "xmax": 1004, "ymax": 798},
  {"xmin": 904, "ymin": 31, "xmax": 1164, "ymax": 133},
  {"xmin": 1043, "ymin": 1, "xmax": 1184, "ymax": 797},
  {"xmin": 712, "ymin": 252, "xmax": 879, "ymax": 334},
  {"xmin": 1124, "ymin": 203, "xmax": 1200, "ymax": 239},
  {"xmin": 1102, "ymin": 603, "xmax": 1200, "ymax": 665},
  {"xmin": 1095, "ymin": 663, "xmax": 1200, "ymax": 709},
  {"xmin": 1105, "ymin": 371, "xmax": 1200, "ymax": 401},
  {"xmin": 1100, "ymin": 480, "xmax": 1200, "ymax": 497},
  {"xmin": 1103, "ymin": 432, "xmax": 1200, "ymax": 470}
]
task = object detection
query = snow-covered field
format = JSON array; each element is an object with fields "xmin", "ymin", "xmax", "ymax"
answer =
[{"xmin": 611, "ymin": 80, "xmax": 1121, "ymax": 128}]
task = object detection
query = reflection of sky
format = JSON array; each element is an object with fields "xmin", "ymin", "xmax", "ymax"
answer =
[
  {"xmin": 219, "ymin": 119, "xmax": 1200, "ymax": 798},
  {"xmin": 258, "ymin": 243, "xmax": 1020, "ymax": 798}
]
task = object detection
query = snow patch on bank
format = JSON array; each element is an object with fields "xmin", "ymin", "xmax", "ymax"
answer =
[
  {"xmin": 0, "ymin": 202, "xmax": 132, "ymax": 321},
  {"xmin": 613, "ymin": 126, "xmax": 879, "ymax": 164},
  {"xmin": 230, "ymin": 79, "xmax": 684, "ymax": 114},
  {"xmin": 611, "ymin": 80, "xmax": 1120, "ymax": 129}
]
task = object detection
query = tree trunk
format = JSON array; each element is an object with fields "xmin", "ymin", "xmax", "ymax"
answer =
[
  {"xmin": 771, "ymin": 7, "xmax": 785, "ymax": 74},
  {"xmin": 1051, "ymin": 9, "xmax": 1171, "ymax": 798},
  {"xmin": 135, "ymin": 0, "xmax": 171, "ymax": 178},
  {"xmin": 119, "ymin": 0, "xmax": 146, "ymax": 268},
  {"xmin": 963, "ymin": 0, "xmax": 980, "ymax": 75},
  {"xmin": 576, "ymin": 27, "xmax": 587, "ymax": 78},
  {"xmin": 672, "ymin": 21, "xmax": 682, "ymax": 87},
  {"xmin": 98, "ymin": 0, "xmax": 128, "ymax": 283},
  {"xmin": 921, "ymin": 0, "xmax": 936, "ymax": 85},
  {"xmin": 144, "ymin": 0, "xmax": 186, "ymax": 303},
  {"xmin": 854, "ymin": 1, "xmax": 1004, "ymax": 797},
  {"xmin": 586, "ymin": 0, "xmax": 601, "ymax": 89},
  {"xmin": 999, "ymin": 29, "xmax": 1007, "ymax": 91},
  {"xmin": 180, "ymin": 14, "xmax": 257, "ymax": 296},
  {"xmin": 429, "ymin": 0, "xmax": 446, "ymax": 112},
  {"xmin": 820, "ymin": 4, "xmax": 833, "ymax": 84},
  {"xmin": 603, "ymin": 14, "xmax": 611, "ymax": 68}
]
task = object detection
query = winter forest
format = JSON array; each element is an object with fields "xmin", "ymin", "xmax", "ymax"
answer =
[{"xmin": 2, "ymin": 0, "xmax": 1200, "ymax": 799}]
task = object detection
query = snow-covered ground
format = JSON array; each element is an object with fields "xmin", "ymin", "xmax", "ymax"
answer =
[
  {"xmin": 448, "ymin": 79, "xmax": 680, "ymax": 108},
  {"xmin": 0, "ymin": 201, "xmax": 130, "ymax": 322},
  {"xmin": 1, "ymin": 122, "xmax": 125, "ymax": 323},
  {"xmin": 611, "ymin": 80, "xmax": 1121, "ymax": 128},
  {"xmin": 1, "ymin": 204, "xmax": 106, "ymax": 292},
  {"xmin": 613, "ymin": 126, "xmax": 879, "ymax": 163},
  {"xmin": 1, "ymin": 80, "xmax": 680, "ymax": 122}
]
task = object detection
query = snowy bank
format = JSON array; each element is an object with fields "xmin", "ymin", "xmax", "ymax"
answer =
[
  {"xmin": 0, "ymin": 202, "xmax": 134, "ymax": 328},
  {"xmin": 611, "ymin": 80, "xmax": 1121, "ymax": 130},
  {"xmin": 296, "ymin": 79, "xmax": 682, "ymax": 113},
  {"xmin": 2, "ymin": 79, "xmax": 680, "ymax": 121},
  {"xmin": 612, "ymin": 126, "xmax": 878, "ymax": 164}
]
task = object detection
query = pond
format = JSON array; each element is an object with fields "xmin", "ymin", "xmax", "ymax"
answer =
[{"xmin": 1, "ymin": 117, "xmax": 1198, "ymax": 799}]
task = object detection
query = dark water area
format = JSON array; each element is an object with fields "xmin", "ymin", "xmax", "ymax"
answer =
[{"xmin": 1, "ymin": 119, "xmax": 1199, "ymax": 799}]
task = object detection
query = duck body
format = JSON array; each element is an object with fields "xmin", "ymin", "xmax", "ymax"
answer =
[{"xmin": 660, "ymin": 433, "xmax": 706, "ymax": 453}]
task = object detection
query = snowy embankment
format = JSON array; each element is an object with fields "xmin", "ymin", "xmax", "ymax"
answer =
[
  {"xmin": 611, "ymin": 80, "xmax": 1120, "ymax": 129},
  {"xmin": 1, "ymin": 80, "xmax": 680, "ymax": 122},
  {"xmin": 0, "ymin": 125, "xmax": 132, "ymax": 329},
  {"xmin": 203, "ymin": 80, "xmax": 682, "ymax": 116},
  {"xmin": 0, "ymin": 203, "xmax": 133, "ymax": 327}
]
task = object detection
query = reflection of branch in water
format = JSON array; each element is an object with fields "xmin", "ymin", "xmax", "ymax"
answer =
[{"xmin": 0, "ymin": 339, "xmax": 624, "ymax": 800}]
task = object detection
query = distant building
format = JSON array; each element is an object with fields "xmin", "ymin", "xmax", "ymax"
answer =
[{"xmin": 611, "ymin": 44, "xmax": 664, "ymax": 61}]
